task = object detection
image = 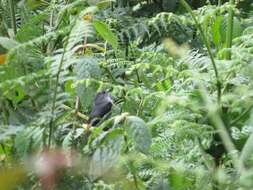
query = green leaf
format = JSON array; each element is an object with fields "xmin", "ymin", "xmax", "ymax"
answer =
[
  {"xmin": 232, "ymin": 17, "xmax": 242, "ymax": 39},
  {"xmin": 14, "ymin": 127, "xmax": 44, "ymax": 158},
  {"xmin": 240, "ymin": 130, "xmax": 253, "ymax": 166},
  {"xmin": 0, "ymin": 125, "xmax": 24, "ymax": 141},
  {"xmin": 0, "ymin": 37, "xmax": 19, "ymax": 50},
  {"xmin": 93, "ymin": 20, "xmax": 118, "ymax": 49},
  {"xmin": 62, "ymin": 132, "xmax": 73, "ymax": 150},
  {"xmin": 16, "ymin": 12, "xmax": 48, "ymax": 42},
  {"xmin": 125, "ymin": 116, "xmax": 152, "ymax": 154},
  {"xmin": 26, "ymin": 0, "xmax": 48, "ymax": 10},
  {"xmin": 220, "ymin": 16, "xmax": 242, "ymax": 45},
  {"xmin": 212, "ymin": 16, "xmax": 223, "ymax": 48},
  {"xmin": 14, "ymin": 128, "xmax": 31, "ymax": 158},
  {"xmin": 155, "ymin": 79, "xmax": 171, "ymax": 91},
  {"xmin": 89, "ymin": 129, "xmax": 124, "ymax": 178},
  {"xmin": 96, "ymin": 0, "xmax": 115, "ymax": 9},
  {"xmin": 4, "ymin": 85, "xmax": 26, "ymax": 104},
  {"xmin": 169, "ymin": 168, "xmax": 193, "ymax": 190},
  {"xmin": 63, "ymin": 128, "xmax": 84, "ymax": 149},
  {"xmin": 74, "ymin": 57, "xmax": 101, "ymax": 110}
]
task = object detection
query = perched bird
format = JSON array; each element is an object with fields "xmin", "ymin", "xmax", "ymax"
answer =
[{"xmin": 88, "ymin": 91, "xmax": 113, "ymax": 126}]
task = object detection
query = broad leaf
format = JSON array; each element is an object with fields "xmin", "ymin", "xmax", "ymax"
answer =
[
  {"xmin": 125, "ymin": 116, "xmax": 152, "ymax": 154},
  {"xmin": 74, "ymin": 57, "xmax": 101, "ymax": 110},
  {"xmin": 212, "ymin": 16, "xmax": 223, "ymax": 48},
  {"xmin": 0, "ymin": 37, "xmax": 19, "ymax": 50},
  {"xmin": 89, "ymin": 129, "xmax": 124, "ymax": 178},
  {"xmin": 93, "ymin": 20, "xmax": 118, "ymax": 49}
]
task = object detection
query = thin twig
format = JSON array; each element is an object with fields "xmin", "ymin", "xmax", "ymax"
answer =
[{"xmin": 61, "ymin": 104, "xmax": 89, "ymax": 121}]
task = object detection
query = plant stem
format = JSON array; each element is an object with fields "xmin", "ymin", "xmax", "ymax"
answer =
[
  {"xmin": 47, "ymin": 0, "xmax": 56, "ymax": 54},
  {"xmin": 8, "ymin": 0, "xmax": 17, "ymax": 35},
  {"xmin": 239, "ymin": 132, "xmax": 253, "ymax": 173},
  {"xmin": 61, "ymin": 104, "xmax": 89, "ymax": 121},
  {"xmin": 199, "ymin": 85, "xmax": 241, "ymax": 172},
  {"xmin": 179, "ymin": 0, "xmax": 221, "ymax": 103},
  {"xmin": 218, "ymin": 0, "xmax": 222, "ymax": 6},
  {"xmin": 209, "ymin": 111, "xmax": 240, "ymax": 171},
  {"xmin": 48, "ymin": 47, "xmax": 66, "ymax": 148},
  {"xmin": 225, "ymin": 0, "xmax": 235, "ymax": 60}
]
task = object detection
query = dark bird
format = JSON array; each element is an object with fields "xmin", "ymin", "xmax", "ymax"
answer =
[{"xmin": 88, "ymin": 91, "xmax": 113, "ymax": 126}]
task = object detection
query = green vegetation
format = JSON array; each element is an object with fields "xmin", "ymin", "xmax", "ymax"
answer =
[{"xmin": 0, "ymin": 0, "xmax": 253, "ymax": 189}]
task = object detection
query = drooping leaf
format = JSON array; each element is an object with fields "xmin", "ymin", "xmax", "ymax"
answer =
[{"xmin": 93, "ymin": 20, "xmax": 118, "ymax": 49}]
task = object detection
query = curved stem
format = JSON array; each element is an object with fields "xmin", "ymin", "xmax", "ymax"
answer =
[
  {"xmin": 179, "ymin": 0, "xmax": 221, "ymax": 103},
  {"xmin": 199, "ymin": 86, "xmax": 240, "ymax": 172}
]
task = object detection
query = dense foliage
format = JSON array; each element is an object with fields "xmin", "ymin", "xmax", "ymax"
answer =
[{"xmin": 0, "ymin": 0, "xmax": 253, "ymax": 189}]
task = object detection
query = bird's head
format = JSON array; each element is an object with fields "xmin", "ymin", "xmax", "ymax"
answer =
[{"xmin": 95, "ymin": 91, "xmax": 113, "ymax": 105}]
